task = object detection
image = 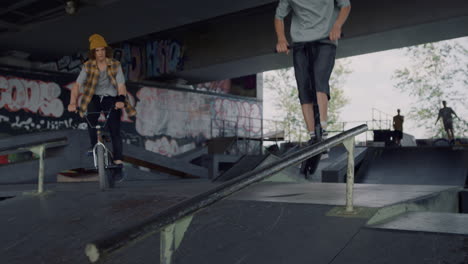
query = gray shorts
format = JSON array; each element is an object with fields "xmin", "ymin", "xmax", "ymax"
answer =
[{"xmin": 292, "ymin": 42, "xmax": 336, "ymax": 104}]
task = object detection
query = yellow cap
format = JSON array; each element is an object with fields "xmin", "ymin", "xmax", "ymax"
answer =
[{"xmin": 89, "ymin": 34, "xmax": 108, "ymax": 50}]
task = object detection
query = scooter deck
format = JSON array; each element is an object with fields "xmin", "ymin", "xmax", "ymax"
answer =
[{"xmin": 285, "ymin": 143, "xmax": 323, "ymax": 178}]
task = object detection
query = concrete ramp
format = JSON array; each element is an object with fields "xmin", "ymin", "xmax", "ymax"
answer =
[
  {"xmin": 218, "ymin": 145, "xmax": 367, "ymax": 183},
  {"xmin": 320, "ymin": 146, "xmax": 367, "ymax": 183},
  {"xmin": 356, "ymin": 147, "xmax": 468, "ymax": 186},
  {"xmin": 214, "ymin": 154, "xmax": 269, "ymax": 182},
  {"xmin": 123, "ymin": 144, "xmax": 208, "ymax": 178},
  {"xmin": 260, "ymin": 154, "xmax": 308, "ymax": 183},
  {"xmin": 214, "ymin": 152, "xmax": 307, "ymax": 183}
]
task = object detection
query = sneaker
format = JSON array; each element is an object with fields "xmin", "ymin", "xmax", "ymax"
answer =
[
  {"xmin": 112, "ymin": 164, "xmax": 124, "ymax": 183},
  {"xmin": 300, "ymin": 136, "xmax": 317, "ymax": 174},
  {"xmin": 321, "ymin": 129, "xmax": 330, "ymax": 158},
  {"xmin": 321, "ymin": 129, "xmax": 329, "ymax": 140},
  {"xmin": 307, "ymin": 136, "xmax": 319, "ymax": 146}
]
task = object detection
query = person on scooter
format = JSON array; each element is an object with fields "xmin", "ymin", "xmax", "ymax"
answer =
[{"xmin": 274, "ymin": 0, "xmax": 351, "ymax": 145}]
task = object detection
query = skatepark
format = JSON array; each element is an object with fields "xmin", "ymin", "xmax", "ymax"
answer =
[{"xmin": 0, "ymin": 0, "xmax": 468, "ymax": 263}]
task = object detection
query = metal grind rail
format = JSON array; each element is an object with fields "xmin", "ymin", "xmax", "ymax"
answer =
[
  {"xmin": 85, "ymin": 124, "xmax": 368, "ymax": 263},
  {"xmin": 0, "ymin": 137, "xmax": 68, "ymax": 194}
]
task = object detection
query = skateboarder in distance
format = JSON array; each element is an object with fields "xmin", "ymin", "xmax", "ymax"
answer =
[
  {"xmin": 435, "ymin": 100, "xmax": 459, "ymax": 142},
  {"xmin": 393, "ymin": 109, "xmax": 404, "ymax": 146}
]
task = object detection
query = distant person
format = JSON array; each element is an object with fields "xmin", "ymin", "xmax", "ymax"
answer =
[
  {"xmin": 393, "ymin": 109, "xmax": 404, "ymax": 146},
  {"xmin": 435, "ymin": 100, "xmax": 459, "ymax": 141}
]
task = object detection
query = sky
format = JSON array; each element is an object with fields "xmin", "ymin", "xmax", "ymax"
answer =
[{"xmin": 263, "ymin": 36, "xmax": 468, "ymax": 139}]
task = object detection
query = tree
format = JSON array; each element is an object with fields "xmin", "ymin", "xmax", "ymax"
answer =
[
  {"xmin": 392, "ymin": 39, "xmax": 468, "ymax": 138},
  {"xmin": 263, "ymin": 59, "xmax": 351, "ymax": 142},
  {"xmin": 328, "ymin": 59, "xmax": 351, "ymax": 132}
]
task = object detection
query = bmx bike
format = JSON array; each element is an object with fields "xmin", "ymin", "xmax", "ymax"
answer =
[{"xmin": 83, "ymin": 109, "xmax": 122, "ymax": 190}]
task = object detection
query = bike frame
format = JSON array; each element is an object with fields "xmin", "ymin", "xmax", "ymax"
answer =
[{"xmin": 83, "ymin": 110, "xmax": 114, "ymax": 190}]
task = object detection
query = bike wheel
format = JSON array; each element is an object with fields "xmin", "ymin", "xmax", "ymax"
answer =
[
  {"xmin": 104, "ymin": 150, "xmax": 115, "ymax": 188},
  {"xmin": 97, "ymin": 144, "xmax": 109, "ymax": 190}
]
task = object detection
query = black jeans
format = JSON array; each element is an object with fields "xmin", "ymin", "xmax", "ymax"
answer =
[
  {"xmin": 86, "ymin": 95, "xmax": 123, "ymax": 161},
  {"xmin": 292, "ymin": 42, "xmax": 336, "ymax": 104}
]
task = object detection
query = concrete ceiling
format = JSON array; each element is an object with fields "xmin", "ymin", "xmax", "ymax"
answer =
[
  {"xmin": 174, "ymin": 0, "xmax": 468, "ymax": 83},
  {"xmin": 0, "ymin": 0, "xmax": 275, "ymax": 58},
  {"xmin": 0, "ymin": 0, "xmax": 467, "ymax": 83}
]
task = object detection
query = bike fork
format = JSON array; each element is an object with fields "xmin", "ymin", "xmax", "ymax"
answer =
[{"xmin": 94, "ymin": 127, "xmax": 109, "ymax": 190}]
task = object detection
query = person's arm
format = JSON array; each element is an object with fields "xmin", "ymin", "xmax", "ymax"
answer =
[
  {"xmin": 115, "ymin": 66, "xmax": 127, "ymax": 109},
  {"xmin": 435, "ymin": 111, "xmax": 441, "ymax": 124},
  {"xmin": 451, "ymin": 108, "xmax": 459, "ymax": 119},
  {"xmin": 68, "ymin": 67, "xmax": 86, "ymax": 112},
  {"xmin": 275, "ymin": 18, "xmax": 289, "ymax": 54},
  {"xmin": 67, "ymin": 83, "xmax": 80, "ymax": 112},
  {"xmin": 115, "ymin": 83, "xmax": 127, "ymax": 109},
  {"xmin": 329, "ymin": 3, "xmax": 351, "ymax": 41},
  {"xmin": 274, "ymin": 0, "xmax": 291, "ymax": 54}
]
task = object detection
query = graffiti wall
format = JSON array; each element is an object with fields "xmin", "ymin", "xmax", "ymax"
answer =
[
  {"xmin": 39, "ymin": 52, "xmax": 87, "ymax": 74},
  {"xmin": 37, "ymin": 40, "xmax": 259, "ymax": 99},
  {"xmin": 145, "ymin": 40, "xmax": 184, "ymax": 79},
  {"xmin": 195, "ymin": 75, "xmax": 257, "ymax": 97},
  {"xmin": 0, "ymin": 71, "xmax": 79, "ymax": 134},
  {"xmin": 133, "ymin": 86, "xmax": 262, "ymax": 156},
  {"xmin": 39, "ymin": 40, "xmax": 184, "ymax": 82},
  {"xmin": 0, "ymin": 67, "xmax": 262, "ymax": 158}
]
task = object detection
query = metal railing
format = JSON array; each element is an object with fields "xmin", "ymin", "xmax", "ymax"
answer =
[
  {"xmin": 209, "ymin": 115, "xmax": 264, "ymax": 155},
  {"xmin": 371, "ymin": 108, "xmax": 393, "ymax": 130},
  {"xmin": 137, "ymin": 106, "xmax": 265, "ymax": 155},
  {"xmin": 84, "ymin": 124, "xmax": 367, "ymax": 263},
  {"xmin": 0, "ymin": 138, "xmax": 68, "ymax": 193},
  {"xmin": 263, "ymin": 117, "xmax": 393, "ymax": 146}
]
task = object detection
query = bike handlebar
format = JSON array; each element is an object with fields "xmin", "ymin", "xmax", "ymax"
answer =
[{"xmin": 82, "ymin": 105, "xmax": 116, "ymax": 129}]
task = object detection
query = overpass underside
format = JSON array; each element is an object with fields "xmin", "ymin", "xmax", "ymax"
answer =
[{"xmin": 165, "ymin": 0, "xmax": 468, "ymax": 83}]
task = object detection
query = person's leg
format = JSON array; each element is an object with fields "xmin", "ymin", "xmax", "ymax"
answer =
[
  {"xmin": 448, "ymin": 129, "xmax": 454, "ymax": 141},
  {"xmin": 313, "ymin": 43, "xmax": 336, "ymax": 132},
  {"xmin": 317, "ymin": 92, "xmax": 328, "ymax": 126},
  {"xmin": 301, "ymin": 104, "xmax": 315, "ymax": 132},
  {"xmin": 449, "ymin": 122, "xmax": 455, "ymax": 141},
  {"xmin": 444, "ymin": 122, "xmax": 454, "ymax": 141},
  {"xmin": 102, "ymin": 97, "xmax": 123, "ymax": 164},
  {"xmin": 293, "ymin": 43, "xmax": 316, "ymax": 135},
  {"xmin": 86, "ymin": 96, "xmax": 101, "ymax": 149}
]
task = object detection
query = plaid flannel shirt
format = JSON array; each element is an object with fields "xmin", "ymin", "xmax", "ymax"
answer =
[{"xmin": 79, "ymin": 58, "xmax": 136, "ymax": 117}]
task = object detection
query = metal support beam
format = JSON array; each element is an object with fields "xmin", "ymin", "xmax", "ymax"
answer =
[
  {"xmin": 343, "ymin": 137, "xmax": 355, "ymax": 213},
  {"xmin": 160, "ymin": 215, "xmax": 193, "ymax": 264},
  {"xmin": 30, "ymin": 145, "xmax": 45, "ymax": 194},
  {"xmin": 11, "ymin": 10, "xmax": 29, "ymax": 17},
  {"xmin": 0, "ymin": 19, "xmax": 20, "ymax": 30},
  {"xmin": 20, "ymin": 6, "xmax": 64, "ymax": 24},
  {"xmin": 0, "ymin": 0, "xmax": 40, "ymax": 16}
]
